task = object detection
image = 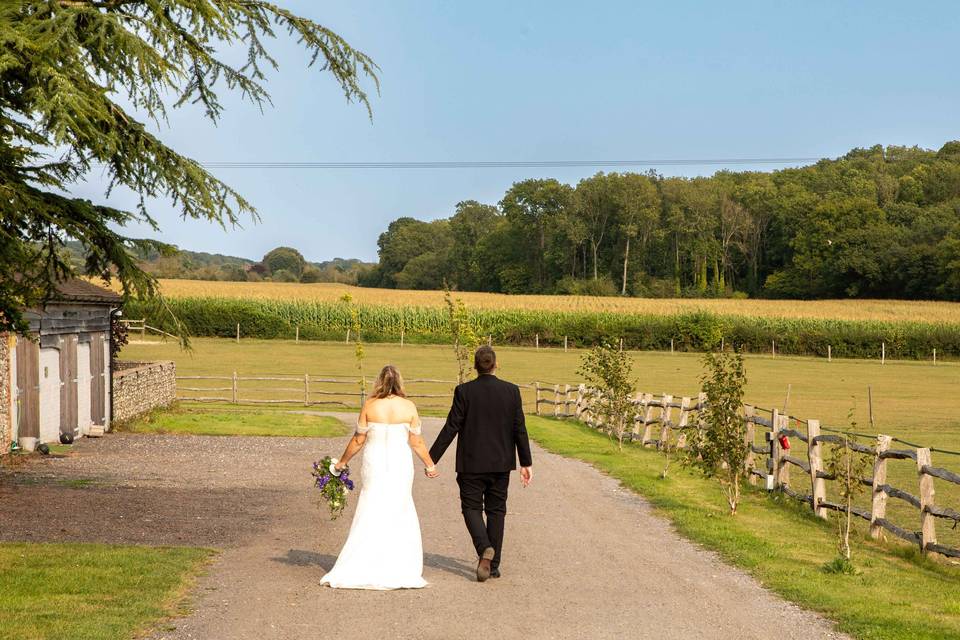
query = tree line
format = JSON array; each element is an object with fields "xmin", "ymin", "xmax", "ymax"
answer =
[{"xmin": 359, "ymin": 142, "xmax": 960, "ymax": 300}]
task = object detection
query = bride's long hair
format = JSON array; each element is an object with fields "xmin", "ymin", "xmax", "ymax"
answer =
[{"xmin": 371, "ymin": 365, "xmax": 406, "ymax": 399}]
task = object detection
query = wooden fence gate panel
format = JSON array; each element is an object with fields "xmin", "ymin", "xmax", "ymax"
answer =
[
  {"xmin": 15, "ymin": 338, "xmax": 40, "ymax": 438},
  {"xmin": 90, "ymin": 333, "xmax": 106, "ymax": 425},
  {"xmin": 59, "ymin": 335, "xmax": 79, "ymax": 437}
]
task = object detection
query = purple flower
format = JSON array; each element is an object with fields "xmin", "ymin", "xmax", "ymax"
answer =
[
  {"xmin": 339, "ymin": 471, "xmax": 348, "ymax": 481},
  {"xmin": 345, "ymin": 479, "xmax": 355, "ymax": 490}
]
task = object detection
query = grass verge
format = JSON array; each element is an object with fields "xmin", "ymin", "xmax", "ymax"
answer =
[
  {"xmin": 526, "ymin": 416, "xmax": 960, "ymax": 640},
  {"xmin": 119, "ymin": 404, "xmax": 349, "ymax": 438},
  {"xmin": 0, "ymin": 543, "xmax": 212, "ymax": 640}
]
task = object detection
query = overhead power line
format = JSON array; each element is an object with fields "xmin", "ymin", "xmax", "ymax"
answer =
[{"xmin": 185, "ymin": 157, "xmax": 821, "ymax": 170}]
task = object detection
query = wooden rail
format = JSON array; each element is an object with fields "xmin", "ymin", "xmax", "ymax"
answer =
[{"xmin": 571, "ymin": 385, "xmax": 960, "ymax": 560}]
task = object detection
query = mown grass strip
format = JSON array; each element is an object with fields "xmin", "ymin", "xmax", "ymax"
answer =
[
  {"xmin": 0, "ymin": 543, "xmax": 213, "ymax": 640},
  {"xmin": 119, "ymin": 405, "xmax": 349, "ymax": 437},
  {"xmin": 526, "ymin": 416, "xmax": 960, "ymax": 640}
]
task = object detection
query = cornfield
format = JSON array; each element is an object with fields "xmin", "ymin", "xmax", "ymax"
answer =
[{"xmin": 123, "ymin": 291, "xmax": 960, "ymax": 360}]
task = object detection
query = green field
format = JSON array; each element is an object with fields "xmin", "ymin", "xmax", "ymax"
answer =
[
  {"xmin": 122, "ymin": 337, "xmax": 960, "ymax": 551},
  {"xmin": 527, "ymin": 417, "xmax": 960, "ymax": 640},
  {"xmin": 0, "ymin": 543, "xmax": 211, "ymax": 640},
  {"xmin": 120, "ymin": 405, "xmax": 347, "ymax": 437}
]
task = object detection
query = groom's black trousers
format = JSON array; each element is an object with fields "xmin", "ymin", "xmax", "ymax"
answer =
[{"xmin": 456, "ymin": 472, "xmax": 510, "ymax": 571}]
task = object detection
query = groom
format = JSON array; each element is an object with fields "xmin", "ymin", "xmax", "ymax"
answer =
[{"xmin": 428, "ymin": 345, "xmax": 533, "ymax": 582}]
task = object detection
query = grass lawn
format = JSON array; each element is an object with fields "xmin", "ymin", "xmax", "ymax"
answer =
[
  {"xmin": 120, "ymin": 405, "xmax": 348, "ymax": 437},
  {"xmin": 0, "ymin": 543, "xmax": 212, "ymax": 640},
  {"xmin": 527, "ymin": 416, "xmax": 960, "ymax": 640}
]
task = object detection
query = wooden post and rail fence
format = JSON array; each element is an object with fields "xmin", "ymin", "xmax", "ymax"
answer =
[{"xmin": 570, "ymin": 385, "xmax": 960, "ymax": 560}]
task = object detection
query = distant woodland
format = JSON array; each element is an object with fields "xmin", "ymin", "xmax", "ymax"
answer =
[
  {"xmin": 359, "ymin": 142, "xmax": 960, "ymax": 300},
  {"xmin": 63, "ymin": 241, "xmax": 371, "ymax": 285}
]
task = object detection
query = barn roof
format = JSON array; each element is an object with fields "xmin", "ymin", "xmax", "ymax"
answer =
[{"xmin": 53, "ymin": 279, "xmax": 122, "ymax": 305}]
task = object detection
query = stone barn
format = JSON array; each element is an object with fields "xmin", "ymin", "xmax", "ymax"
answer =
[{"xmin": 4, "ymin": 280, "xmax": 121, "ymax": 452}]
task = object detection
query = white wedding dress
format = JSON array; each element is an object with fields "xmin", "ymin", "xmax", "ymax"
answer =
[{"xmin": 320, "ymin": 422, "xmax": 428, "ymax": 590}]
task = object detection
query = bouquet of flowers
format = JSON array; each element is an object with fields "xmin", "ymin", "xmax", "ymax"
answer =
[{"xmin": 312, "ymin": 456, "xmax": 355, "ymax": 520}]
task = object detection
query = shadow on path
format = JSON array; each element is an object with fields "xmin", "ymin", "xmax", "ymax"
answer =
[
  {"xmin": 424, "ymin": 553, "xmax": 474, "ymax": 580},
  {"xmin": 272, "ymin": 550, "xmax": 338, "ymax": 571},
  {"xmin": 270, "ymin": 549, "xmax": 475, "ymax": 580}
]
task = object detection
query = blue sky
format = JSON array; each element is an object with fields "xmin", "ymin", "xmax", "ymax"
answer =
[{"xmin": 74, "ymin": 1, "xmax": 960, "ymax": 263}]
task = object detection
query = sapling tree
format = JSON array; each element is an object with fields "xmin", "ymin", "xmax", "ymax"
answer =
[
  {"xmin": 578, "ymin": 342, "xmax": 636, "ymax": 450},
  {"xmin": 444, "ymin": 286, "xmax": 480, "ymax": 384},
  {"xmin": 340, "ymin": 294, "xmax": 365, "ymax": 399},
  {"xmin": 824, "ymin": 413, "xmax": 872, "ymax": 567},
  {"xmin": 683, "ymin": 350, "xmax": 748, "ymax": 514}
]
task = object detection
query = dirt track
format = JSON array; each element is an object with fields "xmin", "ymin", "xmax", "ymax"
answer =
[{"xmin": 1, "ymin": 415, "xmax": 848, "ymax": 640}]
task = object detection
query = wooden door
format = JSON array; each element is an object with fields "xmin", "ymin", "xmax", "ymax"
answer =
[
  {"xmin": 15, "ymin": 338, "xmax": 40, "ymax": 438},
  {"xmin": 90, "ymin": 333, "xmax": 106, "ymax": 425},
  {"xmin": 59, "ymin": 335, "xmax": 78, "ymax": 438}
]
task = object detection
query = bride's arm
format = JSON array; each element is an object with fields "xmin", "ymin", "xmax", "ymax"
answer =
[
  {"xmin": 407, "ymin": 406, "xmax": 438, "ymax": 477},
  {"xmin": 335, "ymin": 401, "xmax": 369, "ymax": 471}
]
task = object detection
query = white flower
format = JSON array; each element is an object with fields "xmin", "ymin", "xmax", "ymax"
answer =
[{"xmin": 329, "ymin": 458, "xmax": 341, "ymax": 476}]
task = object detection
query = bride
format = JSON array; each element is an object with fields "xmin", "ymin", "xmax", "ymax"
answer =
[{"xmin": 320, "ymin": 365, "xmax": 439, "ymax": 590}]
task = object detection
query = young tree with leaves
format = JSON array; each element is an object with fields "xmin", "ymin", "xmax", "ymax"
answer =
[
  {"xmin": 443, "ymin": 286, "xmax": 480, "ymax": 384},
  {"xmin": 578, "ymin": 341, "xmax": 636, "ymax": 450},
  {"xmin": 824, "ymin": 416, "xmax": 872, "ymax": 566},
  {"xmin": 0, "ymin": 1, "xmax": 378, "ymax": 333},
  {"xmin": 683, "ymin": 351, "xmax": 748, "ymax": 514},
  {"xmin": 340, "ymin": 294, "xmax": 366, "ymax": 399}
]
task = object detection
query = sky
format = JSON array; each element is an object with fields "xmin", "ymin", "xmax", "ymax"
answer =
[{"xmin": 73, "ymin": 1, "xmax": 960, "ymax": 263}]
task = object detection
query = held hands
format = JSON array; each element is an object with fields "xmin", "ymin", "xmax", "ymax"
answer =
[{"xmin": 520, "ymin": 466, "xmax": 533, "ymax": 488}]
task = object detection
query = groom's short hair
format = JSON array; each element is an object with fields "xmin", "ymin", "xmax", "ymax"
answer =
[{"xmin": 474, "ymin": 346, "xmax": 497, "ymax": 374}]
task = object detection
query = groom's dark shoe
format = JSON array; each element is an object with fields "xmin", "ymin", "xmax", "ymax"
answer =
[
  {"xmin": 477, "ymin": 547, "xmax": 495, "ymax": 582},
  {"xmin": 490, "ymin": 569, "xmax": 501, "ymax": 579}
]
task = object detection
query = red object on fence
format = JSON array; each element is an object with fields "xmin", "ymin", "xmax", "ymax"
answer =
[{"xmin": 779, "ymin": 434, "xmax": 791, "ymax": 450}]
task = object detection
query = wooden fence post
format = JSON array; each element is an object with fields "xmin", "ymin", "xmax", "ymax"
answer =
[
  {"xmin": 917, "ymin": 448, "xmax": 937, "ymax": 554},
  {"xmin": 231, "ymin": 371, "xmax": 238, "ymax": 404},
  {"xmin": 675, "ymin": 397, "xmax": 691, "ymax": 449},
  {"xmin": 401, "ymin": 329, "xmax": 405, "ymax": 348},
  {"xmin": 563, "ymin": 384, "xmax": 571, "ymax": 418},
  {"xmin": 768, "ymin": 408, "xmax": 781, "ymax": 490},
  {"xmin": 882, "ymin": 342, "xmax": 886, "ymax": 365},
  {"xmin": 236, "ymin": 323, "xmax": 240, "ymax": 343},
  {"xmin": 619, "ymin": 337, "xmax": 624, "ymax": 352},
  {"xmin": 828, "ymin": 345, "xmax": 832, "ymax": 362},
  {"xmin": 670, "ymin": 338, "xmax": 674, "ymax": 354},
  {"xmin": 640, "ymin": 394, "xmax": 656, "ymax": 446},
  {"xmin": 933, "ymin": 348, "xmax": 937, "ymax": 365},
  {"xmin": 346, "ymin": 329, "xmax": 351, "ymax": 344},
  {"xmin": 807, "ymin": 419, "xmax": 827, "ymax": 519},
  {"xmin": 534, "ymin": 382, "xmax": 542, "ymax": 416},
  {"xmin": 553, "ymin": 384, "xmax": 561, "ymax": 418},
  {"xmin": 359, "ymin": 376, "xmax": 366, "ymax": 407},
  {"xmin": 776, "ymin": 413, "xmax": 790, "ymax": 488},
  {"xmin": 141, "ymin": 319, "xmax": 146, "ymax": 339},
  {"xmin": 303, "ymin": 373, "xmax": 310, "ymax": 406},
  {"xmin": 564, "ymin": 336, "xmax": 568, "ymax": 352},
  {"xmin": 535, "ymin": 333, "xmax": 539, "ymax": 349},
  {"xmin": 295, "ymin": 326, "xmax": 299, "ymax": 343},
  {"xmin": 658, "ymin": 394, "xmax": 674, "ymax": 450},
  {"xmin": 744, "ymin": 405, "xmax": 757, "ymax": 486},
  {"xmin": 869, "ymin": 434, "xmax": 892, "ymax": 537},
  {"xmin": 575, "ymin": 384, "xmax": 586, "ymax": 418},
  {"xmin": 771, "ymin": 340, "xmax": 776, "ymax": 358},
  {"xmin": 629, "ymin": 392, "xmax": 641, "ymax": 440}
]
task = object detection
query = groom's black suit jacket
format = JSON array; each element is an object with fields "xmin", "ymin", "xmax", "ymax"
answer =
[{"xmin": 429, "ymin": 374, "xmax": 533, "ymax": 473}]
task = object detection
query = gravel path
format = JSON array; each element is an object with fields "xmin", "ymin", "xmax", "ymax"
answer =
[{"xmin": 1, "ymin": 415, "xmax": 848, "ymax": 640}]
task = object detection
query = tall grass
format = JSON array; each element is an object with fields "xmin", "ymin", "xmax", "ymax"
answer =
[{"xmin": 124, "ymin": 297, "xmax": 960, "ymax": 359}]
